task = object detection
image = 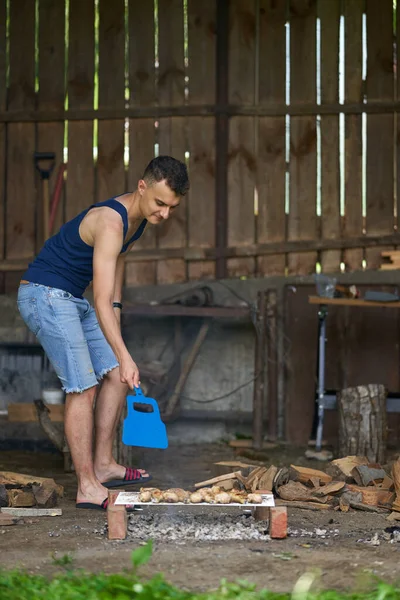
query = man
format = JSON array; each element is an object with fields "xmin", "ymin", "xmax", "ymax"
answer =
[{"xmin": 17, "ymin": 155, "xmax": 190, "ymax": 510}]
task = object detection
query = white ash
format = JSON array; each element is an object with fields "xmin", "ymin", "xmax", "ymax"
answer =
[{"xmin": 127, "ymin": 510, "xmax": 270, "ymax": 542}]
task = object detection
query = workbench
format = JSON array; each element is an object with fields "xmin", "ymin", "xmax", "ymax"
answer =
[
  {"xmin": 2, "ymin": 298, "xmax": 270, "ymax": 449},
  {"xmin": 123, "ymin": 297, "xmax": 271, "ymax": 449},
  {"xmin": 309, "ymin": 295, "xmax": 400, "ymax": 451}
]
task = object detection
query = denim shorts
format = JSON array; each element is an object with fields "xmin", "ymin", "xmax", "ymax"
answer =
[{"xmin": 17, "ymin": 283, "xmax": 119, "ymax": 394}]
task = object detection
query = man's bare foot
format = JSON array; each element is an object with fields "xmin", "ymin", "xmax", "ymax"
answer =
[
  {"xmin": 94, "ymin": 461, "xmax": 150, "ymax": 484},
  {"xmin": 76, "ymin": 480, "xmax": 110, "ymax": 506}
]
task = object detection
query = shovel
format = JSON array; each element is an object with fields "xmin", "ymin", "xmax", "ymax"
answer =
[
  {"xmin": 34, "ymin": 151, "xmax": 56, "ymax": 242},
  {"xmin": 122, "ymin": 386, "xmax": 168, "ymax": 449}
]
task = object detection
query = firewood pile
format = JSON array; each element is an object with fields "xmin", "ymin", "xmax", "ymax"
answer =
[
  {"xmin": 0, "ymin": 471, "xmax": 63, "ymax": 509},
  {"xmin": 202, "ymin": 457, "xmax": 400, "ymax": 518}
]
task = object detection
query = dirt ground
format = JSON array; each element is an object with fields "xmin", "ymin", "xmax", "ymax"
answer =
[{"xmin": 0, "ymin": 443, "xmax": 399, "ymax": 594}]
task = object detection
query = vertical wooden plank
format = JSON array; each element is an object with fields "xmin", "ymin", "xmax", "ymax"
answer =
[
  {"xmin": 365, "ymin": 0, "xmax": 394, "ymax": 268},
  {"xmin": 6, "ymin": 0, "xmax": 36, "ymax": 265},
  {"xmin": 398, "ymin": 4, "xmax": 400, "ymax": 235},
  {"xmin": 188, "ymin": 0, "xmax": 216, "ymax": 105},
  {"xmin": 126, "ymin": 0, "xmax": 156, "ymax": 287},
  {"xmin": 38, "ymin": 0, "xmax": 65, "ymax": 239},
  {"xmin": 97, "ymin": 0, "xmax": 125, "ymax": 202},
  {"xmin": 187, "ymin": 118, "xmax": 216, "ymax": 280},
  {"xmin": 319, "ymin": 0, "xmax": 340, "ymax": 273},
  {"xmin": 287, "ymin": 0, "xmax": 317, "ymax": 275},
  {"xmin": 344, "ymin": 286, "xmax": 400, "ymax": 392},
  {"xmin": 257, "ymin": 0, "xmax": 286, "ymax": 276},
  {"xmin": 187, "ymin": 0, "xmax": 217, "ymax": 281},
  {"xmin": 157, "ymin": 0, "xmax": 186, "ymax": 284},
  {"xmin": 343, "ymin": 0, "xmax": 363, "ymax": 271},
  {"xmin": 285, "ymin": 285, "xmax": 318, "ymax": 444},
  {"xmin": 227, "ymin": 0, "xmax": 256, "ymax": 278},
  {"xmin": 0, "ymin": 0, "xmax": 6, "ymax": 291},
  {"xmin": 67, "ymin": 0, "xmax": 95, "ymax": 220}
]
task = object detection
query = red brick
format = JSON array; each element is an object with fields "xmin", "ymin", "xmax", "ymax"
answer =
[
  {"xmin": 269, "ymin": 506, "xmax": 287, "ymax": 539},
  {"xmin": 107, "ymin": 490, "xmax": 127, "ymax": 541}
]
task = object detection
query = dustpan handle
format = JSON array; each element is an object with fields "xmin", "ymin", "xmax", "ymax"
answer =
[{"xmin": 126, "ymin": 387, "xmax": 161, "ymax": 417}]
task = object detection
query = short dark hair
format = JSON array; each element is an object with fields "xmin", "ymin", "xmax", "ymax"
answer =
[{"xmin": 142, "ymin": 156, "xmax": 190, "ymax": 196}]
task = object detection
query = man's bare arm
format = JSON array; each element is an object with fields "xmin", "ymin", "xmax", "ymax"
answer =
[
  {"xmin": 92, "ymin": 215, "xmax": 139, "ymax": 388},
  {"xmin": 113, "ymin": 254, "xmax": 125, "ymax": 327}
]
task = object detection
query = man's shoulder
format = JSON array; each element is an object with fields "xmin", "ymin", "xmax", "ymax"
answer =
[{"xmin": 94, "ymin": 206, "xmax": 124, "ymax": 232}]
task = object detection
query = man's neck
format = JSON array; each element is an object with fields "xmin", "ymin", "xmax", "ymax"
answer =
[{"xmin": 125, "ymin": 190, "xmax": 144, "ymax": 222}]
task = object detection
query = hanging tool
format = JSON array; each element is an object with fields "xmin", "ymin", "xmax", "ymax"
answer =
[
  {"xmin": 34, "ymin": 152, "xmax": 56, "ymax": 242},
  {"xmin": 122, "ymin": 386, "xmax": 168, "ymax": 449},
  {"xmin": 49, "ymin": 162, "xmax": 67, "ymax": 235}
]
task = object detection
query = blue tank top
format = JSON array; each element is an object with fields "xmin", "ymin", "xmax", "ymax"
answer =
[{"xmin": 23, "ymin": 198, "xmax": 147, "ymax": 298}]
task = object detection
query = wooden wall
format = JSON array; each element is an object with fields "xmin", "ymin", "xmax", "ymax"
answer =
[{"xmin": 1, "ymin": 0, "xmax": 399, "ymax": 291}]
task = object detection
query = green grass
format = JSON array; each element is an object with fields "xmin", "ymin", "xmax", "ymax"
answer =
[{"xmin": 0, "ymin": 541, "xmax": 399, "ymax": 600}]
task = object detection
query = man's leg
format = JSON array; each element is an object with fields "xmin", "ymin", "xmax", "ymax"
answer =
[
  {"xmin": 93, "ymin": 367, "xmax": 150, "ymax": 482},
  {"xmin": 93, "ymin": 367, "xmax": 126, "ymax": 481},
  {"xmin": 64, "ymin": 386, "xmax": 111, "ymax": 505}
]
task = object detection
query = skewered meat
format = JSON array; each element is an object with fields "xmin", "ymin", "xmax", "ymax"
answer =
[
  {"xmin": 152, "ymin": 490, "xmax": 164, "ymax": 503},
  {"xmin": 214, "ymin": 492, "xmax": 231, "ymax": 504},
  {"xmin": 162, "ymin": 491, "xmax": 179, "ymax": 503},
  {"xmin": 139, "ymin": 490, "xmax": 152, "ymax": 502},
  {"xmin": 167, "ymin": 488, "xmax": 190, "ymax": 502},
  {"xmin": 189, "ymin": 492, "xmax": 203, "ymax": 503},
  {"xmin": 247, "ymin": 493, "xmax": 263, "ymax": 504},
  {"xmin": 229, "ymin": 492, "xmax": 245, "ymax": 504}
]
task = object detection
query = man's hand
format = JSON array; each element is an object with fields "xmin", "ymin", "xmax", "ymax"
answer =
[{"xmin": 119, "ymin": 355, "xmax": 140, "ymax": 389}]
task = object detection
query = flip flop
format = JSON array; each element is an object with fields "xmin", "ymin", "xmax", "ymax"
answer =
[
  {"xmin": 102, "ymin": 467, "xmax": 152, "ymax": 489},
  {"xmin": 76, "ymin": 498, "xmax": 137, "ymax": 512}
]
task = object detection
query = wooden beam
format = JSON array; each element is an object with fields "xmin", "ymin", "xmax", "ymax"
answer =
[
  {"xmin": 3, "ymin": 232, "xmax": 400, "ymax": 271},
  {"xmin": 2, "ymin": 101, "xmax": 400, "ymax": 123}
]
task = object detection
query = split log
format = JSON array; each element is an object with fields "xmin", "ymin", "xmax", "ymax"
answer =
[
  {"xmin": 349, "ymin": 502, "xmax": 389, "ymax": 514},
  {"xmin": 289, "ymin": 465, "xmax": 332, "ymax": 485},
  {"xmin": 312, "ymin": 481, "xmax": 345, "ymax": 497},
  {"xmin": 328, "ymin": 456, "xmax": 368, "ymax": 479},
  {"xmin": 275, "ymin": 499, "xmax": 332, "ymax": 511},
  {"xmin": 0, "ymin": 485, "xmax": 7, "ymax": 508},
  {"xmin": 391, "ymin": 458, "xmax": 400, "ymax": 510},
  {"xmin": 351, "ymin": 465, "xmax": 386, "ymax": 487},
  {"xmin": 213, "ymin": 462, "xmax": 253, "ymax": 476},
  {"xmin": 257, "ymin": 466, "xmax": 278, "ymax": 492},
  {"xmin": 277, "ymin": 481, "xmax": 313, "ymax": 502},
  {"xmin": 387, "ymin": 512, "xmax": 400, "ymax": 521},
  {"xmin": 32, "ymin": 482, "xmax": 58, "ymax": 508},
  {"xmin": 7, "ymin": 489, "xmax": 36, "ymax": 508},
  {"xmin": 338, "ymin": 384, "xmax": 387, "ymax": 463},
  {"xmin": 0, "ymin": 472, "xmax": 63, "ymax": 497},
  {"xmin": 346, "ymin": 484, "xmax": 394, "ymax": 507},
  {"xmin": 194, "ymin": 472, "xmax": 241, "ymax": 489},
  {"xmin": 273, "ymin": 467, "xmax": 291, "ymax": 489},
  {"xmin": 381, "ymin": 475, "xmax": 394, "ymax": 490},
  {"xmin": 339, "ymin": 495, "xmax": 350, "ymax": 512}
]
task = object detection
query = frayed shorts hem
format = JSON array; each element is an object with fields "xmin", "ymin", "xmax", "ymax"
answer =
[
  {"xmin": 62, "ymin": 382, "xmax": 98, "ymax": 395},
  {"xmin": 62, "ymin": 364, "xmax": 119, "ymax": 394},
  {"xmin": 97, "ymin": 363, "xmax": 119, "ymax": 382}
]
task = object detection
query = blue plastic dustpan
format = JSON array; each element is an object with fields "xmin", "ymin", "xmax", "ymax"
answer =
[{"xmin": 122, "ymin": 386, "xmax": 168, "ymax": 449}]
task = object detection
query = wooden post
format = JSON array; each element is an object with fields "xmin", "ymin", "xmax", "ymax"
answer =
[
  {"xmin": 253, "ymin": 291, "xmax": 267, "ymax": 450},
  {"xmin": 253, "ymin": 506, "xmax": 270, "ymax": 521},
  {"xmin": 338, "ymin": 384, "xmax": 387, "ymax": 463},
  {"xmin": 266, "ymin": 290, "xmax": 278, "ymax": 440}
]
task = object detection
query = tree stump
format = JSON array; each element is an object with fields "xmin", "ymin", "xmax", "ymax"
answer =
[{"xmin": 338, "ymin": 384, "xmax": 387, "ymax": 463}]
